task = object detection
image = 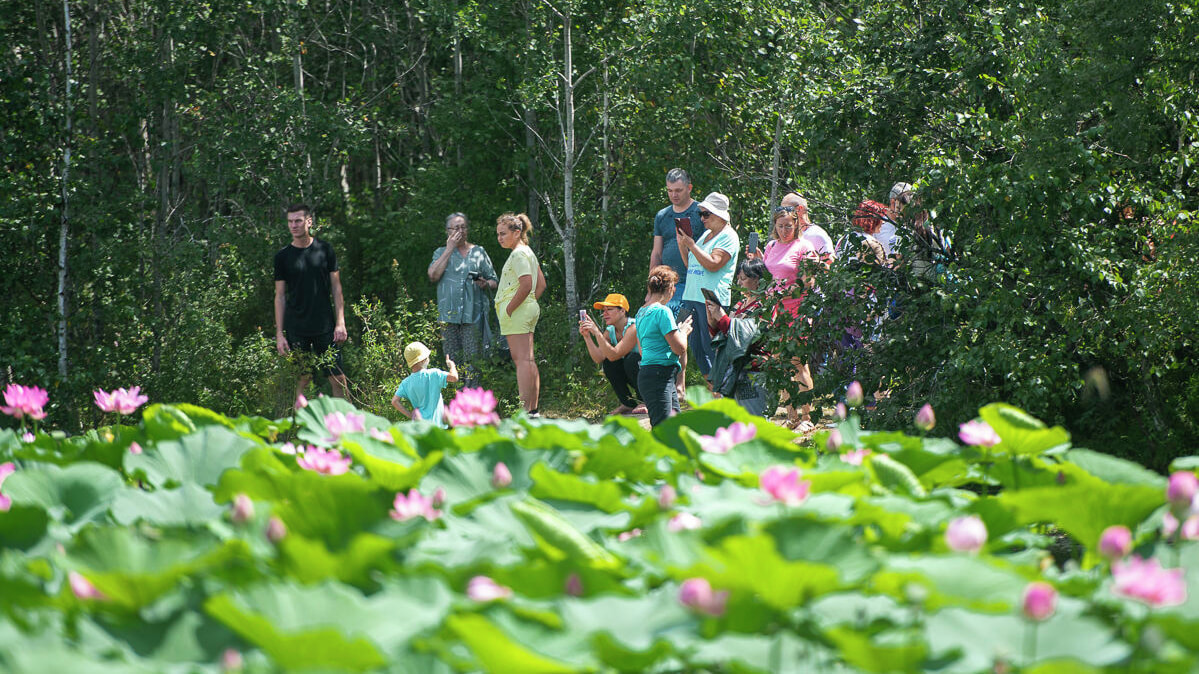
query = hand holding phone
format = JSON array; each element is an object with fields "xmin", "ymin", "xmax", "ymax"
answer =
[
  {"xmin": 579, "ymin": 309, "xmax": 588, "ymax": 322},
  {"xmin": 674, "ymin": 216, "xmax": 693, "ymax": 238},
  {"xmin": 746, "ymin": 230, "xmax": 760, "ymax": 258},
  {"xmin": 700, "ymin": 287, "xmax": 721, "ymax": 306}
]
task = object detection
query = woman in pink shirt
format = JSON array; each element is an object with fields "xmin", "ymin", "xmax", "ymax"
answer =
[{"xmin": 748, "ymin": 206, "xmax": 820, "ymax": 431}]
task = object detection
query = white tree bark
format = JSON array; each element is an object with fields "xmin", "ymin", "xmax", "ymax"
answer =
[{"xmin": 57, "ymin": 0, "xmax": 73, "ymax": 379}]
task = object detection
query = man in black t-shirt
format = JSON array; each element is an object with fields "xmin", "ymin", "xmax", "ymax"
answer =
[{"xmin": 273, "ymin": 203, "xmax": 348, "ymax": 401}]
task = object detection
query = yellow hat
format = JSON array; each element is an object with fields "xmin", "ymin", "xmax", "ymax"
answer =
[
  {"xmin": 404, "ymin": 342, "xmax": 431, "ymax": 369},
  {"xmin": 592, "ymin": 293, "xmax": 630, "ymax": 312}
]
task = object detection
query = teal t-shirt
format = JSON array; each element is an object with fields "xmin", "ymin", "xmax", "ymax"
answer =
[
  {"xmin": 634, "ymin": 303, "xmax": 680, "ymax": 367},
  {"xmin": 606, "ymin": 317, "xmax": 640, "ymax": 355},
  {"xmin": 681, "ymin": 226, "xmax": 740, "ymax": 306},
  {"xmin": 394, "ymin": 368, "xmax": 450, "ymax": 427}
]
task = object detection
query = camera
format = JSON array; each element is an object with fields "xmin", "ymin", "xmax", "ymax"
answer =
[{"xmin": 468, "ymin": 271, "xmax": 480, "ymax": 280}]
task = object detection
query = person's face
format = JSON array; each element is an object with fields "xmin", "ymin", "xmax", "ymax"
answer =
[
  {"xmin": 447, "ymin": 217, "xmax": 468, "ymax": 241},
  {"xmin": 601, "ymin": 305, "xmax": 624, "ymax": 325},
  {"xmin": 666, "ymin": 180, "xmax": 692, "ymax": 208},
  {"xmin": 773, "ymin": 212, "xmax": 798, "ymax": 242},
  {"xmin": 736, "ymin": 271, "xmax": 759, "ymax": 291},
  {"xmin": 496, "ymin": 223, "xmax": 520, "ymax": 249},
  {"xmin": 890, "ymin": 198, "xmax": 906, "ymax": 214},
  {"xmin": 286, "ymin": 210, "xmax": 311, "ymax": 239}
]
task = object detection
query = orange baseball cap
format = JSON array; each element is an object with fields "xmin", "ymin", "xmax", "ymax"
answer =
[{"xmin": 592, "ymin": 293, "xmax": 630, "ymax": 312}]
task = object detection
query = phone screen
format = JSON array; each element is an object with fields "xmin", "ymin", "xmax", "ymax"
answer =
[
  {"xmin": 746, "ymin": 231, "xmax": 760, "ymax": 255},
  {"xmin": 579, "ymin": 309, "xmax": 587, "ymax": 321}
]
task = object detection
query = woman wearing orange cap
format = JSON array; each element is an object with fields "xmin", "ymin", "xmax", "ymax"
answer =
[{"xmin": 579, "ymin": 293, "xmax": 647, "ymax": 415}]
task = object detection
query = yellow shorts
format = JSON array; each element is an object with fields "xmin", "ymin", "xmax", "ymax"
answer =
[{"xmin": 498, "ymin": 299, "xmax": 540, "ymax": 335}]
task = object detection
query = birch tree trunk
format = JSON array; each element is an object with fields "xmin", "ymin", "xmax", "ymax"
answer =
[
  {"xmin": 560, "ymin": 7, "xmax": 578, "ymax": 334},
  {"xmin": 57, "ymin": 0, "xmax": 73, "ymax": 379}
]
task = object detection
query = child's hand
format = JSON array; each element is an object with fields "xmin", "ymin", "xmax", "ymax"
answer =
[{"xmin": 446, "ymin": 355, "xmax": 456, "ymax": 369}]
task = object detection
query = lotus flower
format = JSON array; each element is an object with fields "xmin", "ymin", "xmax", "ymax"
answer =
[
  {"xmin": 698, "ymin": 422, "xmax": 756, "ymax": 454},
  {"xmin": 1163, "ymin": 511, "xmax": 1199, "ymax": 540},
  {"xmin": 678, "ymin": 577, "xmax": 728, "ymax": 616},
  {"xmin": 368, "ymin": 427, "xmax": 394, "ymax": 444},
  {"xmin": 668, "ymin": 512, "xmax": 703, "ymax": 531},
  {"xmin": 845, "ymin": 381, "xmax": 864, "ymax": 407},
  {"xmin": 324, "ymin": 411, "xmax": 366, "ymax": 442},
  {"xmin": 265, "ymin": 517, "xmax": 288, "ymax": 544},
  {"xmin": 759, "ymin": 466, "xmax": 811, "ymax": 506},
  {"xmin": 221, "ymin": 648, "xmax": 244, "ymax": 672},
  {"xmin": 231, "ymin": 494, "xmax": 254, "ymax": 524},
  {"xmin": 915, "ymin": 404, "xmax": 936, "ymax": 431},
  {"xmin": 1022, "ymin": 582, "xmax": 1057, "ymax": 621},
  {"xmin": 564, "ymin": 573, "xmax": 584, "ymax": 597},
  {"xmin": 840, "ymin": 448, "xmax": 872, "ymax": 466},
  {"xmin": 68, "ymin": 571, "xmax": 106, "ymax": 600},
  {"xmin": 430, "ymin": 487, "xmax": 447, "ymax": 508},
  {"xmin": 295, "ymin": 393, "xmax": 308, "ymax": 409},
  {"xmin": 466, "ymin": 575, "xmax": 512, "ymax": 602},
  {"xmin": 445, "ymin": 387, "xmax": 501, "ymax": 427},
  {"xmin": 21, "ymin": 432, "xmax": 34, "ymax": 443},
  {"xmin": 945, "ymin": 515, "xmax": 988, "ymax": 553},
  {"xmin": 958, "ymin": 420, "xmax": 1001, "ymax": 447},
  {"xmin": 826, "ymin": 429, "xmax": 843, "ymax": 452},
  {"xmin": 93, "ymin": 386, "xmax": 149, "ymax": 415},
  {"xmin": 835, "ymin": 402, "xmax": 847, "ymax": 420},
  {"xmin": 0, "ymin": 384, "xmax": 48, "ymax": 420},
  {"xmin": 128, "ymin": 442, "xmax": 143, "ymax": 455},
  {"xmin": 1098, "ymin": 525, "xmax": 1132, "ymax": 560},
  {"xmin": 390, "ymin": 489, "xmax": 441, "ymax": 522},
  {"xmin": 492, "ymin": 462, "xmax": 513, "ymax": 488},
  {"xmin": 658, "ymin": 485, "xmax": 677, "ymax": 510},
  {"xmin": 1167, "ymin": 471, "xmax": 1198, "ymax": 514},
  {"xmin": 1111, "ymin": 556, "xmax": 1187, "ymax": 607},
  {"xmin": 297, "ymin": 447, "xmax": 352, "ymax": 475},
  {"xmin": 279, "ymin": 442, "xmax": 299, "ymax": 455},
  {"xmin": 0, "ymin": 462, "xmax": 15, "ymax": 512}
]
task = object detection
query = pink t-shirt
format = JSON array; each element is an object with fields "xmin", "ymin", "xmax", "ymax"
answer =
[{"xmin": 763, "ymin": 238, "xmax": 817, "ymax": 286}]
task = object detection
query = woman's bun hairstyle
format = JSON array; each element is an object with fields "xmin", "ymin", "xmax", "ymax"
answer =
[{"xmin": 647, "ymin": 265, "xmax": 679, "ymax": 295}]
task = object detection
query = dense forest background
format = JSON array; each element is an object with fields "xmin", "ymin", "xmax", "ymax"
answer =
[{"xmin": 2, "ymin": 0, "xmax": 1196, "ymax": 467}]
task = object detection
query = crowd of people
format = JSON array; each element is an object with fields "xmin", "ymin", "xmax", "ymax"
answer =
[{"xmin": 272, "ymin": 168, "xmax": 946, "ymax": 428}]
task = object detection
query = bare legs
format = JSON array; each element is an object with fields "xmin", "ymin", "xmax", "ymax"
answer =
[
  {"xmin": 294, "ymin": 373, "xmax": 348, "ymax": 406},
  {"xmin": 507, "ymin": 332, "xmax": 540, "ymax": 413}
]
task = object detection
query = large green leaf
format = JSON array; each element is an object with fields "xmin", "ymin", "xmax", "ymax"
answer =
[
  {"xmin": 979, "ymin": 403, "xmax": 1071, "ymax": 457},
  {"xmin": 995, "ymin": 476, "xmax": 1163, "ymax": 553},
  {"xmin": 446, "ymin": 613, "xmax": 579, "ymax": 674},
  {"xmin": 2, "ymin": 462, "xmax": 123, "ymax": 529},
  {"xmin": 125, "ymin": 426, "xmax": 257, "ymax": 489},
  {"xmin": 110, "ymin": 483, "xmax": 225, "ymax": 528},
  {"xmin": 693, "ymin": 534, "xmax": 841, "ymax": 610},
  {"xmin": 340, "ymin": 437, "xmax": 441, "ymax": 492}
]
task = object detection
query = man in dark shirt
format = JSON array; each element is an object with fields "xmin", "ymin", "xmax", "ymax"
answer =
[{"xmin": 274, "ymin": 203, "xmax": 348, "ymax": 401}]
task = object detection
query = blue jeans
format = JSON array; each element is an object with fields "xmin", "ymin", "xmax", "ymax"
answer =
[
  {"xmin": 682, "ymin": 299, "xmax": 714, "ymax": 376},
  {"xmin": 638, "ymin": 363, "xmax": 680, "ymax": 427}
]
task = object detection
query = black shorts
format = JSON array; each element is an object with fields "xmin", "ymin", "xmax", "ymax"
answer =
[{"xmin": 287, "ymin": 331, "xmax": 345, "ymax": 377}]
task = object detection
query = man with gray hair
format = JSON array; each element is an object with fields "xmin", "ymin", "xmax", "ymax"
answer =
[
  {"xmin": 428, "ymin": 212, "xmax": 498, "ymax": 387},
  {"xmin": 650, "ymin": 168, "xmax": 705, "ymax": 399}
]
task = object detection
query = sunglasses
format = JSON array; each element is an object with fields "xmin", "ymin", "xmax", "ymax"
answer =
[
  {"xmin": 698, "ymin": 211, "xmax": 713, "ymax": 219},
  {"xmin": 773, "ymin": 205, "xmax": 797, "ymax": 214}
]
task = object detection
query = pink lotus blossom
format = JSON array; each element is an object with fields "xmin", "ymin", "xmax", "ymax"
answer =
[
  {"xmin": 492, "ymin": 462, "xmax": 513, "ymax": 488},
  {"xmin": 835, "ymin": 402, "xmax": 847, "ymax": 420},
  {"xmin": 466, "ymin": 575, "xmax": 512, "ymax": 602},
  {"xmin": 221, "ymin": 648, "xmax": 244, "ymax": 671},
  {"xmin": 389, "ymin": 489, "xmax": 441, "ymax": 522},
  {"xmin": 1111, "ymin": 556, "xmax": 1187, "ymax": 607},
  {"xmin": 368, "ymin": 427, "xmax": 394, "ymax": 444},
  {"xmin": 68, "ymin": 571, "xmax": 106, "ymax": 600},
  {"xmin": 21, "ymin": 432, "xmax": 34, "ymax": 443},
  {"xmin": 279, "ymin": 442, "xmax": 299, "ymax": 455},
  {"xmin": 297, "ymin": 447, "xmax": 352, "ymax": 475},
  {"xmin": 959, "ymin": 420, "xmax": 1001, "ymax": 447},
  {"xmin": 840, "ymin": 448, "xmax": 872, "ymax": 466},
  {"xmin": 564, "ymin": 573, "xmax": 584, "ymax": 597},
  {"xmin": 265, "ymin": 517, "xmax": 287, "ymax": 544},
  {"xmin": 1098, "ymin": 525, "xmax": 1133, "ymax": 560},
  {"xmin": 231, "ymin": 494, "xmax": 254, "ymax": 524},
  {"xmin": 92, "ymin": 387, "xmax": 149, "ymax": 415},
  {"xmin": 323, "ymin": 411, "xmax": 366, "ymax": 443},
  {"xmin": 678, "ymin": 577, "xmax": 729, "ymax": 616},
  {"xmin": 430, "ymin": 487, "xmax": 447, "ymax": 508},
  {"xmin": 1167, "ymin": 471, "xmax": 1198, "ymax": 514},
  {"xmin": 0, "ymin": 384, "xmax": 48, "ymax": 420},
  {"xmin": 845, "ymin": 381, "xmax": 864, "ymax": 407},
  {"xmin": 617, "ymin": 528, "xmax": 643, "ymax": 542},
  {"xmin": 915, "ymin": 404, "xmax": 936, "ymax": 431},
  {"xmin": 759, "ymin": 466, "xmax": 811, "ymax": 506},
  {"xmin": 945, "ymin": 515, "xmax": 988, "ymax": 553},
  {"xmin": 295, "ymin": 393, "xmax": 308, "ymax": 409},
  {"xmin": 1022, "ymin": 582, "xmax": 1057, "ymax": 621},
  {"xmin": 826, "ymin": 429, "xmax": 843, "ymax": 452},
  {"xmin": 445, "ymin": 387, "xmax": 501, "ymax": 427},
  {"xmin": 658, "ymin": 485, "xmax": 677, "ymax": 510},
  {"xmin": 0, "ymin": 462, "xmax": 15, "ymax": 512},
  {"xmin": 668, "ymin": 512, "xmax": 703, "ymax": 531},
  {"xmin": 128, "ymin": 442, "xmax": 143, "ymax": 454},
  {"xmin": 1163, "ymin": 511, "xmax": 1199, "ymax": 540},
  {"xmin": 698, "ymin": 422, "xmax": 757, "ymax": 454}
]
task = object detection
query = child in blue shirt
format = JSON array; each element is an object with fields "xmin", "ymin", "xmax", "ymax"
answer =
[{"xmin": 391, "ymin": 341, "xmax": 458, "ymax": 427}]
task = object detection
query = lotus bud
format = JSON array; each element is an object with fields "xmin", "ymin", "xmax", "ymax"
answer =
[
  {"xmin": 1098, "ymin": 525, "xmax": 1132, "ymax": 560},
  {"xmin": 129, "ymin": 442, "xmax": 143, "ymax": 455},
  {"xmin": 21, "ymin": 431, "xmax": 34, "ymax": 443},
  {"xmin": 846, "ymin": 381, "xmax": 864, "ymax": 407},
  {"xmin": 466, "ymin": 575, "xmax": 512, "ymax": 602},
  {"xmin": 231, "ymin": 493, "xmax": 254, "ymax": 525},
  {"xmin": 431, "ymin": 487, "xmax": 447, "ymax": 508},
  {"xmin": 221, "ymin": 649, "xmax": 244, "ymax": 672},
  {"xmin": 295, "ymin": 393, "xmax": 308, "ymax": 410},
  {"xmin": 658, "ymin": 485, "xmax": 677, "ymax": 510},
  {"xmin": 68, "ymin": 571, "xmax": 106, "ymax": 600},
  {"xmin": 678, "ymin": 577, "xmax": 728, "ymax": 616},
  {"xmin": 945, "ymin": 515, "xmax": 988, "ymax": 554},
  {"xmin": 492, "ymin": 462, "xmax": 512, "ymax": 489},
  {"xmin": 915, "ymin": 404, "xmax": 936, "ymax": 431},
  {"xmin": 836, "ymin": 402, "xmax": 847, "ymax": 420},
  {"xmin": 1021, "ymin": 582, "xmax": 1057, "ymax": 621},
  {"xmin": 825, "ymin": 429, "xmax": 843, "ymax": 452},
  {"xmin": 266, "ymin": 516, "xmax": 287, "ymax": 544},
  {"xmin": 564, "ymin": 573, "xmax": 584, "ymax": 597},
  {"xmin": 1167, "ymin": 471, "xmax": 1198, "ymax": 515}
]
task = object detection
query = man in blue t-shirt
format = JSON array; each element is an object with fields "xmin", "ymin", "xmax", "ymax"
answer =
[{"xmin": 649, "ymin": 168, "xmax": 705, "ymax": 400}]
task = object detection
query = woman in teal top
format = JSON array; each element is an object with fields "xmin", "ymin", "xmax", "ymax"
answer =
[{"xmin": 633, "ymin": 266, "xmax": 694, "ymax": 426}]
